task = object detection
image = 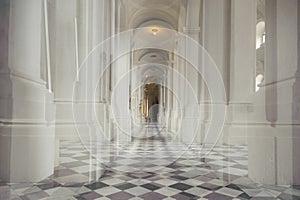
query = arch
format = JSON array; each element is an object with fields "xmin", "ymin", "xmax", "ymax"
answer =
[{"xmin": 256, "ymin": 21, "xmax": 265, "ymax": 49}]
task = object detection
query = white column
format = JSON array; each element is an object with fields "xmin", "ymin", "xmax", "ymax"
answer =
[
  {"xmin": 202, "ymin": 0, "xmax": 230, "ymax": 144},
  {"xmin": 184, "ymin": 0, "xmax": 201, "ymax": 143},
  {"xmin": 53, "ymin": 0, "xmax": 78, "ymax": 139},
  {"xmin": 203, "ymin": 0, "xmax": 230, "ymax": 101},
  {"xmin": 0, "ymin": 0, "xmax": 55, "ymax": 182},
  {"xmin": 167, "ymin": 54, "xmax": 174, "ymax": 132},
  {"xmin": 113, "ymin": 36, "xmax": 131, "ymax": 142},
  {"xmin": 226, "ymin": 0, "xmax": 256, "ymax": 145},
  {"xmin": 248, "ymin": 0, "xmax": 300, "ymax": 185},
  {"xmin": 91, "ymin": 0, "xmax": 111, "ymax": 180},
  {"xmin": 184, "ymin": 0, "xmax": 201, "ymax": 105}
]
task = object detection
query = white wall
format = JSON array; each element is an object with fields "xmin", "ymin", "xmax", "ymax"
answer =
[
  {"xmin": 248, "ymin": 0, "xmax": 300, "ymax": 185},
  {"xmin": 0, "ymin": 0, "xmax": 55, "ymax": 182}
]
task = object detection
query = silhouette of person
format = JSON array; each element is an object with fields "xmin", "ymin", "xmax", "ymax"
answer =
[{"xmin": 154, "ymin": 96, "xmax": 159, "ymax": 105}]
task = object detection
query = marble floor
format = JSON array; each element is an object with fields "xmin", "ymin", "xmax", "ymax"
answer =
[{"xmin": 0, "ymin": 137, "xmax": 300, "ymax": 200}]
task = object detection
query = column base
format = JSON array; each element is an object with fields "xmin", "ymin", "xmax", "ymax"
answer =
[{"xmin": 248, "ymin": 124, "xmax": 300, "ymax": 185}]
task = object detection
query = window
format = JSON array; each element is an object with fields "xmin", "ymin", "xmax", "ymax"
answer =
[{"xmin": 255, "ymin": 0, "xmax": 265, "ymax": 92}]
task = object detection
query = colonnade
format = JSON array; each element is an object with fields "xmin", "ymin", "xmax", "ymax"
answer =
[{"xmin": 0, "ymin": 0, "xmax": 299, "ymax": 185}]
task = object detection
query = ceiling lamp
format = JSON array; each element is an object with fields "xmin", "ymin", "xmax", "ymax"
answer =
[{"xmin": 151, "ymin": 28, "xmax": 159, "ymax": 35}]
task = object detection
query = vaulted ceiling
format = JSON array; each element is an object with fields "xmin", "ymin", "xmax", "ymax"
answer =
[
  {"xmin": 117, "ymin": 0, "xmax": 183, "ymax": 84},
  {"xmin": 119, "ymin": 0, "xmax": 182, "ymax": 30}
]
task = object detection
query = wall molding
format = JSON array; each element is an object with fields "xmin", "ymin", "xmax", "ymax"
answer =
[{"xmin": 0, "ymin": 70, "xmax": 47, "ymax": 86}]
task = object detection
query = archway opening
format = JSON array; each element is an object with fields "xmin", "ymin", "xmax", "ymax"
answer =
[{"xmin": 143, "ymin": 83, "xmax": 161, "ymax": 123}]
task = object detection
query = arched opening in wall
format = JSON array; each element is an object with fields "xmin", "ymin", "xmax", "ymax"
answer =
[
  {"xmin": 142, "ymin": 83, "xmax": 160, "ymax": 123},
  {"xmin": 255, "ymin": 0, "xmax": 265, "ymax": 92},
  {"xmin": 256, "ymin": 21, "xmax": 266, "ymax": 49},
  {"xmin": 255, "ymin": 74, "xmax": 264, "ymax": 92},
  {"xmin": 255, "ymin": 22, "xmax": 265, "ymax": 92}
]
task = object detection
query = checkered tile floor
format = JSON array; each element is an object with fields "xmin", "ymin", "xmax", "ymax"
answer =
[{"xmin": 0, "ymin": 137, "xmax": 300, "ymax": 200}]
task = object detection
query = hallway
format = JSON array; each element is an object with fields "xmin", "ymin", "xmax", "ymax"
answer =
[{"xmin": 0, "ymin": 0, "xmax": 300, "ymax": 199}]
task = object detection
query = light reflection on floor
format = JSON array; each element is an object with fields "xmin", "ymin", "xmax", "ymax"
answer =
[{"xmin": 0, "ymin": 137, "xmax": 299, "ymax": 200}]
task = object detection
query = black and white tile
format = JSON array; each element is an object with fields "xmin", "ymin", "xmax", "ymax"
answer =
[{"xmin": 0, "ymin": 138, "xmax": 299, "ymax": 200}]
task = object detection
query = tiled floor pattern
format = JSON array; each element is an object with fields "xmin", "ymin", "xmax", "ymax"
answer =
[{"xmin": 0, "ymin": 138, "xmax": 300, "ymax": 200}]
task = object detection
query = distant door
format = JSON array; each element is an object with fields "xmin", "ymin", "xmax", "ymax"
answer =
[{"xmin": 143, "ymin": 83, "xmax": 160, "ymax": 122}]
